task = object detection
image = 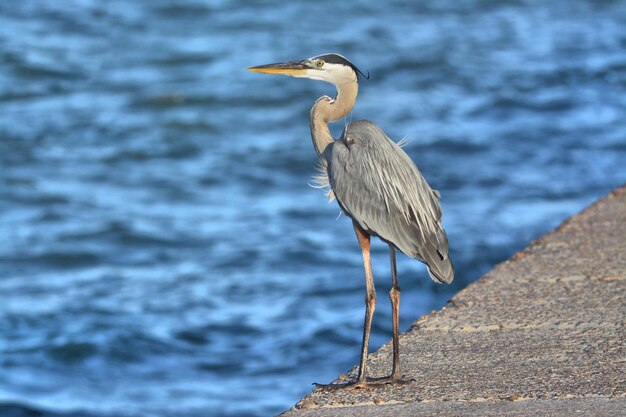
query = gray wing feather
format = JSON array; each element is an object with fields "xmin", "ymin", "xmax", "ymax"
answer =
[{"xmin": 326, "ymin": 120, "xmax": 453, "ymax": 283}]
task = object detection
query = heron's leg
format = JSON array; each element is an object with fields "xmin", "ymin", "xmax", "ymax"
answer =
[
  {"xmin": 389, "ymin": 245, "xmax": 402, "ymax": 381},
  {"xmin": 353, "ymin": 221, "xmax": 376, "ymax": 386}
]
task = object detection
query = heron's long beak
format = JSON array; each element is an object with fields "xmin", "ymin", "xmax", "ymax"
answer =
[{"xmin": 247, "ymin": 60, "xmax": 309, "ymax": 76}]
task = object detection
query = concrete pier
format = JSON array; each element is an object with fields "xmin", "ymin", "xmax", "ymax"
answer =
[{"xmin": 280, "ymin": 185, "xmax": 626, "ymax": 416}]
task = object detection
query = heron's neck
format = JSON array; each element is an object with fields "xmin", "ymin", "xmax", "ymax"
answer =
[{"xmin": 310, "ymin": 80, "xmax": 358, "ymax": 158}]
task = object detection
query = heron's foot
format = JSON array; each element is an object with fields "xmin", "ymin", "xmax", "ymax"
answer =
[
  {"xmin": 313, "ymin": 380, "xmax": 383, "ymax": 390},
  {"xmin": 378, "ymin": 375, "xmax": 415, "ymax": 386},
  {"xmin": 313, "ymin": 375, "xmax": 413, "ymax": 390}
]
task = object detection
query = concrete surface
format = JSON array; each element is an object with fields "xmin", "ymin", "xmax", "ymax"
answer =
[{"xmin": 280, "ymin": 185, "xmax": 626, "ymax": 416}]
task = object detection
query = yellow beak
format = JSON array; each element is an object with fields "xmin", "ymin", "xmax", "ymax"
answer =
[{"xmin": 247, "ymin": 60, "xmax": 309, "ymax": 76}]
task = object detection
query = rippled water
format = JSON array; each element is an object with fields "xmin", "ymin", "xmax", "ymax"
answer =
[{"xmin": 1, "ymin": 1, "xmax": 625, "ymax": 416}]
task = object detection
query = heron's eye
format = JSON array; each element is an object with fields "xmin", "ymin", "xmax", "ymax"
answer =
[{"xmin": 316, "ymin": 60, "xmax": 325, "ymax": 68}]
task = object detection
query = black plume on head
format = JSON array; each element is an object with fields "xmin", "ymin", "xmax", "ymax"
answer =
[{"xmin": 313, "ymin": 53, "xmax": 370, "ymax": 80}]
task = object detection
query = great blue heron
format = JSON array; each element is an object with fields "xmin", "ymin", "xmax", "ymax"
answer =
[{"xmin": 248, "ymin": 54, "xmax": 453, "ymax": 388}]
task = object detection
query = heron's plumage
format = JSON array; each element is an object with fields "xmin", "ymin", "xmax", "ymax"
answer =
[{"xmin": 326, "ymin": 120, "xmax": 454, "ymax": 284}]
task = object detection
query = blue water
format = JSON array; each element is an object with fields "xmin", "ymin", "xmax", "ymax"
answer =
[{"xmin": 1, "ymin": 1, "xmax": 625, "ymax": 416}]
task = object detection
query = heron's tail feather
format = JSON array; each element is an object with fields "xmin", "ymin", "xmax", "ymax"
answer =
[{"xmin": 425, "ymin": 250, "xmax": 454, "ymax": 284}]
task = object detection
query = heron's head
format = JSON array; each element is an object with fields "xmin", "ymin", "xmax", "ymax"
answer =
[{"xmin": 248, "ymin": 53, "xmax": 367, "ymax": 86}]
